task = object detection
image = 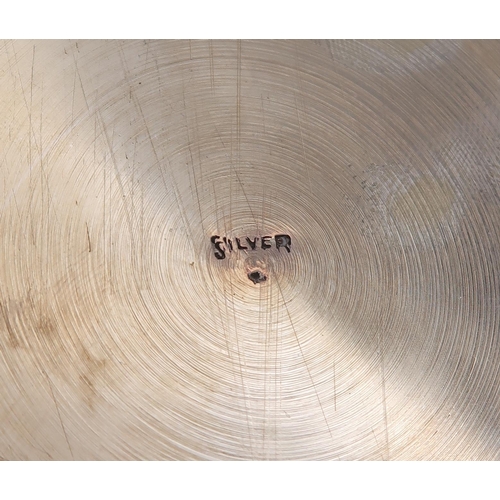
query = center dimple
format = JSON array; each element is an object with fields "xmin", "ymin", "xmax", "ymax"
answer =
[{"xmin": 248, "ymin": 270, "xmax": 267, "ymax": 284}]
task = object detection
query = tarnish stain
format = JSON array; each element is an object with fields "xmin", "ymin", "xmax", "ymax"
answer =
[
  {"xmin": 79, "ymin": 347, "xmax": 107, "ymax": 411},
  {"xmin": 0, "ymin": 300, "xmax": 23, "ymax": 349},
  {"xmin": 1, "ymin": 296, "xmax": 59, "ymax": 349},
  {"xmin": 37, "ymin": 314, "xmax": 57, "ymax": 340}
]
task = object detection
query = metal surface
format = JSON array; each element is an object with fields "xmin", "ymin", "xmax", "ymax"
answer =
[{"xmin": 1, "ymin": 40, "xmax": 499, "ymax": 460}]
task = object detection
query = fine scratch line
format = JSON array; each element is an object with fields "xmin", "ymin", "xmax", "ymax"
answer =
[
  {"xmin": 333, "ymin": 361, "xmax": 337, "ymax": 411},
  {"xmin": 46, "ymin": 374, "xmax": 74, "ymax": 460},
  {"xmin": 85, "ymin": 223, "xmax": 92, "ymax": 252},
  {"xmin": 378, "ymin": 329, "xmax": 390, "ymax": 460},
  {"xmin": 274, "ymin": 276, "xmax": 334, "ymax": 442}
]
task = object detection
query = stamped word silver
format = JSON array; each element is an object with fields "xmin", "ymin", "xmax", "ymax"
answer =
[{"xmin": 210, "ymin": 234, "xmax": 292, "ymax": 260}]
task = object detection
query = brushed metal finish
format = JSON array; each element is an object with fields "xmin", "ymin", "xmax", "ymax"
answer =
[{"xmin": 1, "ymin": 40, "xmax": 499, "ymax": 460}]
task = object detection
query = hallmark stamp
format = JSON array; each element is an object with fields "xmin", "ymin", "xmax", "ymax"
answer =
[{"xmin": 210, "ymin": 234, "xmax": 291, "ymax": 260}]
